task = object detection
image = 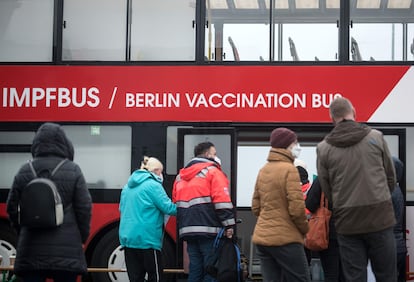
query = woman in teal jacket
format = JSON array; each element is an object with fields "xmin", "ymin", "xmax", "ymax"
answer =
[{"xmin": 119, "ymin": 157, "xmax": 177, "ymax": 282}]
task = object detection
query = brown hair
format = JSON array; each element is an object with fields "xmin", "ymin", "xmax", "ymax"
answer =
[{"xmin": 329, "ymin": 97, "xmax": 354, "ymax": 120}]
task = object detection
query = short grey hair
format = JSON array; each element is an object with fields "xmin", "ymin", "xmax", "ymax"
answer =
[{"xmin": 329, "ymin": 97, "xmax": 354, "ymax": 120}]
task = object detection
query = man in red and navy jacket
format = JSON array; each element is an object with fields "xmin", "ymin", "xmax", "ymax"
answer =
[{"xmin": 173, "ymin": 141, "xmax": 235, "ymax": 282}]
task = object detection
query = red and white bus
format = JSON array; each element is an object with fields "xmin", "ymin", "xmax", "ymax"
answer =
[
  {"xmin": 2, "ymin": 0, "xmax": 414, "ymax": 281},
  {"xmin": 1, "ymin": 65, "xmax": 414, "ymax": 281}
]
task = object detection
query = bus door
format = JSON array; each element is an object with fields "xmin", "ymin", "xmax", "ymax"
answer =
[{"xmin": 176, "ymin": 127, "xmax": 236, "ymax": 272}]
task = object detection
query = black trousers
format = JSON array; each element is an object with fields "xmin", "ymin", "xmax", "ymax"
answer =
[
  {"xmin": 124, "ymin": 247, "xmax": 163, "ymax": 282},
  {"xmin": 337, "ymin": 227, "xmax": 397, "ymax": 282},
  {"xmin": 319, "ymin": 238, "xmax": 346, "ymax": 282}
]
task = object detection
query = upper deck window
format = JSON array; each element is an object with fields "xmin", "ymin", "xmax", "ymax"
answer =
[{"xmin": 0, "ymin": 0, "xmax": 413, "ymax": 62}]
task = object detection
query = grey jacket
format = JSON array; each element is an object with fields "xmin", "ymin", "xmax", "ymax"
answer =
[{"xmin": 317, "ymin": 120, "xmax": 396, "ymax": 235}]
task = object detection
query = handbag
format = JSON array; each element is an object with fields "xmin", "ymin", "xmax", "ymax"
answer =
[{"xmin": 304, "ymin": 192, "xmax": 332, "ymax": 251}]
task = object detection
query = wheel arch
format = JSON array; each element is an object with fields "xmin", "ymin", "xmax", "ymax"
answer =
[{"xmin": 84, "ymin": 220, "xmax": 120, "ymax": 266}]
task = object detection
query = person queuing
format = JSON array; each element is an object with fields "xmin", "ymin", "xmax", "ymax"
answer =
[
  {"xmin": 251, "ymin": 127, "xmax": 310, "ymax": 282},
  {"xmin": 173, "ymin": 142, "xmax": 235, "ymax": 282},
  {"xmin": 119, "ymin": 156, "xmax": 177, "ymax": 282},
  {"xmin": 305, "ymin": 176, "xmax": 345, "ymax": 282},
  {"xmin": 7, "ymin": 122, "xmax": 92, "ymax": 282},
  {"xmin": 391, "ymin": 156, "xmax": 407, "ymax": 282},
  {"xmin": 317, "ymin": 97, "xmax": 397, "ymax": 282}
]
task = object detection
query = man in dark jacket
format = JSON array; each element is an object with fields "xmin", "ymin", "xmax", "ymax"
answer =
[
  {"xmin": 317, "ymin": 97, "xmax": 397, "ymax": 282},
  {"xmin": 173, "ymin": 142, "xmax": 235, "ymax": 282},
  {"xmin": 7, "ymin": 122, "xmax": 92, "ymax": 282}
]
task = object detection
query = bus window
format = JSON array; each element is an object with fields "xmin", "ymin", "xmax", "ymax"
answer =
[
  {"xmin": 62, "ymin": 0, "xmax": 127, "ymax": 61},
  {"xmin": 0, "ymin": 132, "xmax": 35, "ymax": 145},
  {"xmin": 180, "ymin": 133, "xmax": 232, "ymax": 183},
  {"xmin": 205, "ymin": 0, "xmax": 340, "ymax": 61},
  {"xmin": 0, "ymin": 131, "xmax": 35, "ymax": 189},
  {"xmin": 131, "ymin": 0, "xmax": 196, "ymax": 61},
  {"xmin": 282, "ymin": 24, "xmax": 339, "ymax": 61},
  {"xmin": 350, "ymin": 0, "xmax": 406, "ymax": 61},
  {"xmin": 0, "ymin": 153, "xmax": 32, "ymax": 189},
  {"xmin": 62, "ymin": 125, "xmax": 131, "ymax": 189},
  {"xmin": 350, "ymin": 24, "xmax": 403, "ymax": 61},
  {"xmin": 220, "ymin": 24, "xmax": 270, "ymax": 61},
  {"xmin": 205, "ymin": 0, "xmax": 270, "ymax": 61},
  {"xmin": 408, "ymin": 23, "xmax": 414, "ymax": 61},
  {"xmin": 237, "ymin": 144, "xmax": 317, "ymax": 208},
  {"xmin": 0, "ymin": 0, "xmax": 54, "ymax": 62}
]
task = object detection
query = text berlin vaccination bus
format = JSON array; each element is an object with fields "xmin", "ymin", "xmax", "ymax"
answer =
[{"xmin": 1, "ymin": 65, "xmax": 414, "ymax": 281}]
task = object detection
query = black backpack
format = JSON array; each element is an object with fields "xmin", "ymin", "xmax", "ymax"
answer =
[
  {"xmin": 18, "ymin": 159, "xmax": 67, "ymax": 228},
  {"xmin": 206, "ymin": 228, "xmax": 244, "ymax": 282}
]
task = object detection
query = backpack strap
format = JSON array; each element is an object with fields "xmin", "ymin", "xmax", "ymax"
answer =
[
  {"xmin": 28, "ymin": 158, "xmax": 67, "ymax": 178},
  {"xmin": 51, "ymin": 159, "xmax": 67, "ymax": 176},
  {"xmin": 28, "ymin": 160, "xmax": 37, "ymax": 177}
]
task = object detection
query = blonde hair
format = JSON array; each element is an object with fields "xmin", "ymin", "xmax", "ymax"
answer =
[{"xmin": 140, "ymin": 156, "xmax": 163, "ymax": 172}]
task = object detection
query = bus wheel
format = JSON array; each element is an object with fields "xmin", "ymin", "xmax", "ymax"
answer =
[
  {"xmin": 90, "ymin": 227, "xmax": 128, "ymax": 282},
  {"xmin": 0, "ymin": 224, "xmax": 17, "ymax": 266},
  {"xmin": 90, "ymin": 227, "xmax": 177, "ymax": 282}
]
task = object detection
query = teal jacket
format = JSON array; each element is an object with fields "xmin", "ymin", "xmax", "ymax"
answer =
[{"xmin": 119, "ymin": 169, "xmax": 176, "ymax": 250}]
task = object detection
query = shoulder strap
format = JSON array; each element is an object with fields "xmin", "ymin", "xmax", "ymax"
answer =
[
  {"xmin": 28, "ymin": 160, "xmax": 37, "ymax": 177},
  {"xmin": 320, "ymin": 192, "xmax": 329, "ymax": 210},
  {"xmin": 27, "ymin": 159, "xmax": 67, "ymax": 178},
  {"xmin": 51, "ymin": 159, "xmax": 67, "ymax": 176}
]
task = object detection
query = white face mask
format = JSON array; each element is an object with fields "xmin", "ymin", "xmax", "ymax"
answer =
[
  {"xmin": 155, "ymin": 173, "xmax": 164, "ymax": 183},
  {"xmin": 290, "ymin": 143, "xmax": 301, "ymax": 158},
  {"xmin": 152, "ymin": 169, "xmax": 164, "ymax": 183},
  {"xmin": 214, "ymin": 156, "xmax": 222, "ymax": 165}
]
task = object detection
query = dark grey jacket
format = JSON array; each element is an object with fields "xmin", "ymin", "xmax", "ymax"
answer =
[
  {"xmin": 6, "ymin": 123, "xmax": 92, "ymax": 275},
  {"xmin": 392, "ymin": 156, "xmax": 407, "ymax": 254},
  {"xmin": 317, "ymin": 120, "xmax": 396, "ymax": 235}
]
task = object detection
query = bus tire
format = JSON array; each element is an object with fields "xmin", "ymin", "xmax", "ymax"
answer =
[
  {"xmin": 0, "ymin": 224, "xmax": 20, "ymax": 281},
  {"xmin": 90, "ymin": 227, "xmax": 177, "ymax": 282},
  {"xmin": 90, "ymin": 227, "xmax": 126, "ymax": 282},
  {"xmin": 0, "ymin": 223, "xmax": 17, "ymax": 265}
]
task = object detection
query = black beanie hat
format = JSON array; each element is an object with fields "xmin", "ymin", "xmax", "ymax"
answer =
[{"xmin": 270, "ymin": 127, "xmax": 297, "ymax": 149}]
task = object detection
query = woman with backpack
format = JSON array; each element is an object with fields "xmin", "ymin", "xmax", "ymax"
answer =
[{"xmin": 6, "ymin": 122, "xmax": 92, "ymax": 282}]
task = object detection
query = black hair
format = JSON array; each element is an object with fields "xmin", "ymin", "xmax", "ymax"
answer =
[
  {"xmin": 194, "ymin": 141, "xmax": 215, "ymax": 157},
  {"xmin": 297, "ymin": 166, "xmax": 309, "ymax": 184}
]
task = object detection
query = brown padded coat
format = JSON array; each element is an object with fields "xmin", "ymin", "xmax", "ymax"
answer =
[{"xmin": 252, "ymin": 148, "xmax": 309, "ymax": 247}]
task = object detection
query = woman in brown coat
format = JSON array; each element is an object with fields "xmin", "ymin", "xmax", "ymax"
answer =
[{"xmin": 252, "ymin": 127, "xmax": 310, "ymax": 282}]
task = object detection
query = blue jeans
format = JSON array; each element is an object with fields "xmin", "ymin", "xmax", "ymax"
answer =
[
  {"xmin": 186, "ymin": 237, "xmax": 216, "ymax": 282},
  {"xmin": 337, "ymin": 227, "xmax": 397, "ymax": 282},
  {"xmin": 256, "ymin": 243, "xmax": 311, "ymax": 282}
]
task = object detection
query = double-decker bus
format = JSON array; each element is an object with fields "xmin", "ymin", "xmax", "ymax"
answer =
[{"xmin": 2, "ymin": 1, "xmax": 414, "ymax": 281}]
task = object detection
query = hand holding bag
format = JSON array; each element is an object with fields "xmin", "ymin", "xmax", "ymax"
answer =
[
  {"xmin": 205, "ymin": 228, "xmax": 244, "ymax": 282},
  {"xmin": 305, "ymin": 192, "xmax": 332, "ymax": 251}
]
